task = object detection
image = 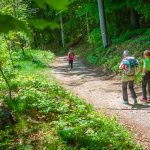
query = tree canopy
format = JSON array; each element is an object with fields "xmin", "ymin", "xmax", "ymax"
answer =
[{"xmin": 0, "ymin": 0, "xmax": 149, "ymax": 50}]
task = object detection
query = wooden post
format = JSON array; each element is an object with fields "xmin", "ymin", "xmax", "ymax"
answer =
[
  {"xmin": 86, "ymin": 12, "xmax": 90, "ymax": 41},
  {"xmin": 97, "ymin": 0, "xmax": 108, "ymax": 48}
]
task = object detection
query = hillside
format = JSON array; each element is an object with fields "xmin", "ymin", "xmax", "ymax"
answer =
[{"xmin": 76, "ymin": 28, "xmax": 150, "ymax": 81}]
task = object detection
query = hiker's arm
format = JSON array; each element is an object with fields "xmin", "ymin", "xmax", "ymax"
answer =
[
  {"xmin": 119, "ymin": 62, "xmax": 125, "ymax": 70},
  {"xmin": 143, "ymin": 67, "xmax": 146, "ymax": 74},
  {"xmin": 142, "ymin": 67, "xmax": 146, "ymax": 78},
  {"xmin": 142, "ymin": 60, "xmax": 146, "ymax": 76},
  {"xmin": 119, "ymin": 65, "xmax": 122, "ymax": 69},
  {"xmin": 119, "ymin": 61, "xmax": 122, "ymax": 69}
]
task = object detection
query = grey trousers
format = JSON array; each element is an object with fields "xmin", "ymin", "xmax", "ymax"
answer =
[
  {"xmin": 122, "ymin": 80, "xmax": 137, "ymax": 100},
  {"xmin": 142, "ymin": 79, "xmax": 150, "ymax": 99}
]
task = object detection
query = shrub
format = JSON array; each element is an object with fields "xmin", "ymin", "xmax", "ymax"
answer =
[{"xmin": 0, "ymin": 50, "xmax": 142, "ymax": 150}]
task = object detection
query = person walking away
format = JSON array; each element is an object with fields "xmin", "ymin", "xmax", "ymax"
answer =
[
  {"xmin": 68, "ymin": 48, "xmax": 74, "ymax": 70},
  {"xmin": 119, "ymin": 50, "xmax": 138, "ymax": 104},
  {"xmin": 141, "ymin": 50, "xmax": 150, "ymax": 102}
]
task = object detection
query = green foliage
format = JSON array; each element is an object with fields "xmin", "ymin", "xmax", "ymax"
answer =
[
  {"xmin": 1, "ymin": 0, "xmax": 150, "ymax": 51},
  {"xmin": 0, "ymin": 0, "xmax": 149, "ymax": 148},
  {"xmin": 0, "ymin": 37, "xmax": 9, "ymax": 67},
  {"xmin": 87, "ymin": 54, "xmax": 98, "ymax": 65},
  {"xmin": 89, "ymin": 28, "xmax": 102, "ymax": 46},
  {"xmin": 35, "ymin": 0, "xmax": 69, "ymax": 10},
  {"xmin": 7, "ymin": 31, "xmax": 29, "ymax": 50},
  {"xmin": 0, "ymin": 50, "xmax": 141, "ymax": 150},
  {"xmin": 112, "ymin": 28, "xmax": 147, "ymax": 44},
  {"xmin": 29, "ymin": 19, "xmax": 59, "ymax": 30},
  {"xmin": 77, "ymin": 28, "xmax": 150, "ymax": 83},
  {"xmin": 0, "ymin": 14, "xmax": 28, "ymax": 34},
  {"xmin": 126, "ymin": 0, "xmax": 150, "ymax": 19},
  {"xmin": 75, "ymin": 2, "xmax": 98, "ymax": 20}
]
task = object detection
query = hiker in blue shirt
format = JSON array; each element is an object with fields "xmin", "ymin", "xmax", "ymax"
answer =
[{"xmin": 119, "ymin": 50, "xmax": 138, "ymax": 104}]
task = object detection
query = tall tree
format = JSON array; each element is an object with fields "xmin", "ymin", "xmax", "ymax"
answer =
[
  {"xmin": 97, "ymin": 0, "xmax": 109, "ymax": 48},
  {"xmin": 130, "ymin": 8, "xmax": 140, "ymax": 29},
  {"xmin": 60, "ymin": 12, "xmax": 65, "ymax": 48}
]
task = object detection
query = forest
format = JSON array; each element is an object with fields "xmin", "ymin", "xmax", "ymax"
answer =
[{"xmin": 0, "ymin": 0, "xmax": 150, "ymax": 149}]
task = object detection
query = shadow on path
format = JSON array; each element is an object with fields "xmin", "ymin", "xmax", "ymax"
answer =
[{"xmin": 53, "ymin": 56, "xmax": 150, "ymax": 149}]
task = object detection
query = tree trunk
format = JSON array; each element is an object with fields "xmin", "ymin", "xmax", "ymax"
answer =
[
  {"xmin": 97, "ymin": 0, "xmax": 109, "ymax": 48},
  {"xmin": 86, "ymin": 12, "xmax": 90, "ymax": 41},
  {"xmin": 0, "ymin": 67, "xmax": 12, "ymax": 100},
  {"xmin": 60, "ymin": 13, "xmax": 65, "ymax": 48},
  {"xmin": 41, "ymin": 33, "xmax": 46, "ymax": 50},
  {"xmin": 33, "ymin": 31, "xmax": 38, "ymax": 49},
  {"xmin": 3, "ymin": 36, "xmax": 14, "ymax": 67},
  {"xmin": 16, "ymin": 0, "xmax": 19, "ymax": 18},
  {"xmin": 12, "ymin": 0, "xmax": 16, "ymax": 17},
  {"xmin": 21, "ymin": 47, "xmax": 25, "ymax": 56},
  {"xmin": 8, "ymin": 47, "xmax": 14, "ymax": 67},
  {"xmin": 130, "ymin": 8, "xmax": 140, "ymax": 29}
]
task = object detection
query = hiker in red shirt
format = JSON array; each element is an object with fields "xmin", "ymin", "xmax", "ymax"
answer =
[{"xmin": 68, "ymin": 48, "xmax": 74, "ymax": 70}]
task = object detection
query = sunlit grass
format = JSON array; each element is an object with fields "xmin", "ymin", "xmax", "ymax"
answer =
[{"xmin": 0, "ymin": 50, "xmax": 142, "ymax": 150}]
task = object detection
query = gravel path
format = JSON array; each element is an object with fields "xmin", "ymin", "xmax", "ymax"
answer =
[{"xmin": 52, "ymin": 56, "xmax": 150, "ymax": 149}]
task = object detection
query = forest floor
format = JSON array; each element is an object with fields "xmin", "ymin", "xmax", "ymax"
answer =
[{"xmin": 52, "ymin": 56, "xmax": 150, "ymax": 149}]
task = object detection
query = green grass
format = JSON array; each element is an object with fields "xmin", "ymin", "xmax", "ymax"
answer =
[{"xmin": 0, "ymin": 50, "xmax": 142, "ymax": 149}]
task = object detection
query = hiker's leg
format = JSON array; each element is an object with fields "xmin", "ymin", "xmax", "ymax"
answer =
[
  {"xmin": 129, "ymin": 80, "xmax": 137, "ymax": 98},
  {"xmin": 147, "ymin": 80, "xmax": 150, "ymax": 98},
  {"xmin": 142, "ymin": 80, "xmax": 147, "ymax": 99},
  {"xmin": 69, "ymin": 61, "xmax": 71, "ymax": 69},
  {"xmin": 122, "ymin": 82, "xmax": 128, "ymax": 100}
]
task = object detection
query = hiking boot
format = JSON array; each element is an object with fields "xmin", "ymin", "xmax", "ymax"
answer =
[
  {"xmin": 140, "ymin": 98, "xmax": 147, "ymax": 102},
  {"xmin": 133, "ymin": 98, "xmax": 137, "ymax": 104},
  {"xmin": 123, "ymin": 100, "xmax": 129, "ymax": 105}
]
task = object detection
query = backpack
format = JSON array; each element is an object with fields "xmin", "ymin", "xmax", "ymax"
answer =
[{"xmin": 122, "ymin": 57, "xmax": 138, "ymax": 76}]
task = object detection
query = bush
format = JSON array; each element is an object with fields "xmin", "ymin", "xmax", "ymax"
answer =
[
  {"xmin": 78, "ymin": 28, "xmax": 150, "ymax": 81},
  {"xmin": 89, "ymin": 28, "xmax": 103, "ymax": 46},
  {"xmin": 0, "ymin": 50, "xmax": 142, "ymax": 150}
]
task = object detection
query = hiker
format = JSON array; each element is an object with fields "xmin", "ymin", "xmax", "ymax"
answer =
[
  {"xmin": 67, "ymin": 48, "xmax": 74, "ymax": 70},
  {"xmin": 141, "ymin": 50, "xmax": 150, "ymax": 102},
  {"xmin": 119, "ymin": 50, "xmax": 138, "ymax": 104}
]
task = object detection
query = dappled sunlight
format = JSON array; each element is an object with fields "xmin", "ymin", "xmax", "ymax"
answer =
[{"xmin": 53, "ymin": 56, "xmax": 150, "ymax": 149}]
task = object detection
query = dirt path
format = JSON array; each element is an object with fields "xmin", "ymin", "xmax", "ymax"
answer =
[{"xmin": 52, "ymin": 56, "xmax": 150, "ymax": 149}]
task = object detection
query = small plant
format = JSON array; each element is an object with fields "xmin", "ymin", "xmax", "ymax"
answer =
[{"xmin": 0, "ymin": 50, "xmax": 142, "ymax": 150}]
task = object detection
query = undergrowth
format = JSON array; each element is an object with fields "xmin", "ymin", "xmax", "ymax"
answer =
[
  {"xmin": 76, "ymin": 28, "xmax": 150, "ymax": 83},
  {"xmin": 0, "ymin": 50, "xmax": 141, "ymax": 149}
]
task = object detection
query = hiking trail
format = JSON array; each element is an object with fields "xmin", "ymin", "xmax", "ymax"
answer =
[{"xmin": 52, "ymin": 56, "xmax": 150, "ymax": 149}]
